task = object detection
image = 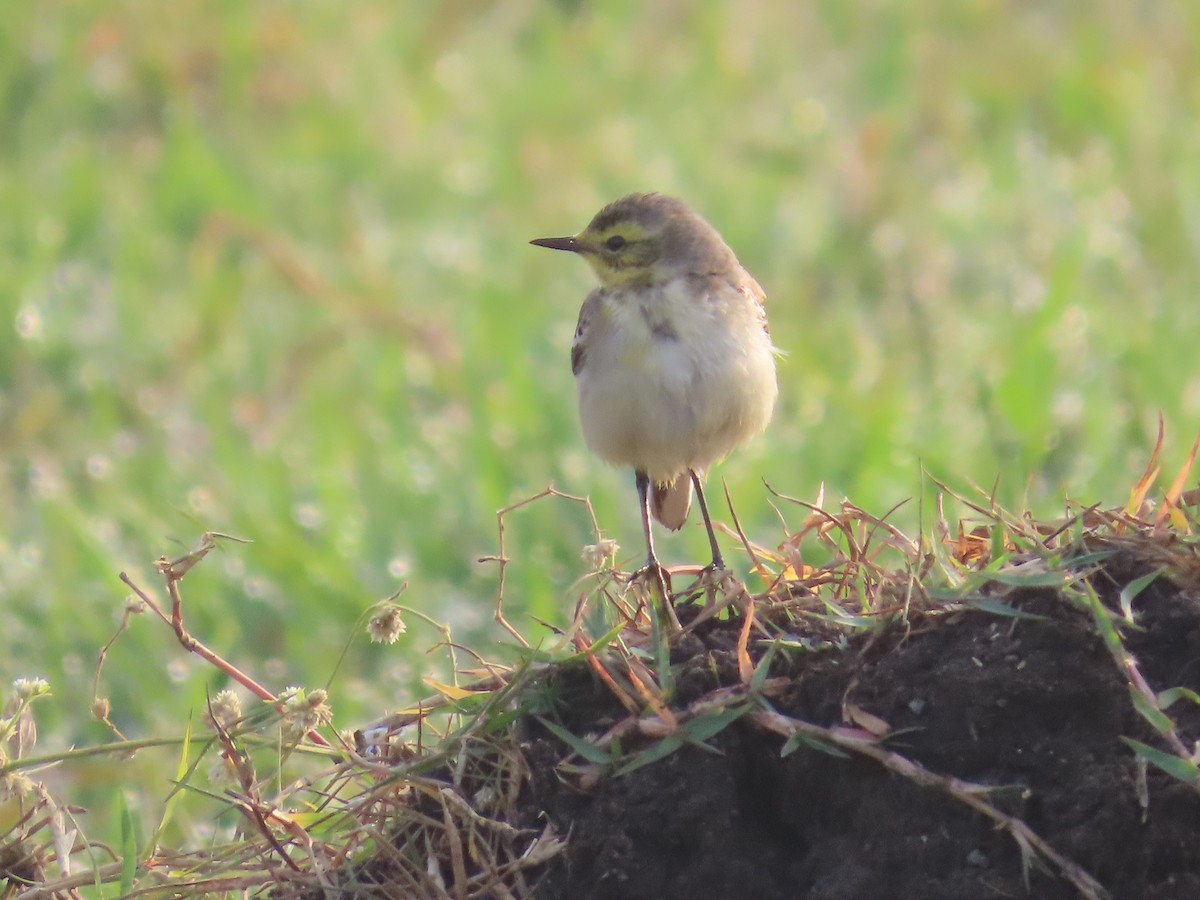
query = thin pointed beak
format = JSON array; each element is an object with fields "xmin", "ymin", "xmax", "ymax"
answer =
[{"xmin": 530, "ymin": 235, "xmax": 580, "ymax": 252}]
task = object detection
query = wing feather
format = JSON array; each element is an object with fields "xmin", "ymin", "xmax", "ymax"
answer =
[{"xmin": 570, "ymin": 290, "xmax": 603, "ymax": 376}]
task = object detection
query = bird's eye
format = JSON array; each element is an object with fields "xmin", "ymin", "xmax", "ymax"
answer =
[{"xmin": 605, "ymin": 235, "xmax": 627, "ymax": 252}]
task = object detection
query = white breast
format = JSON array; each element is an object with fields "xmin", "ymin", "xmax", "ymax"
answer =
[{"xmin": 575, "ymin": 278, "xmax": 777, "ymax": 483}]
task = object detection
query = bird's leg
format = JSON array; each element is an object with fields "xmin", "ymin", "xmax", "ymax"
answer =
[
  {"xmin": 634, "ymin": 469, "xmax": 674, "ymax": 603},
  {"xmin": 690, "ymin": 469, "xmax": 725, "ymax": 571}
]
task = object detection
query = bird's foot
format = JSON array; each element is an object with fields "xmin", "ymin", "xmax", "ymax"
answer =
[
  {"xmin": 629, "ymin": 560, "xmax": 683, "ymax": 631},
  {"xmin": 674, "ymin": 565, "xmax": 746, "ymax": 633},
  {"xmin": 632, "ymin": 558, "xmax": 673, "ymax": 602},
  {"xmin": 692, "ymin": 560, "xmax": 736, "ymax": 608}
]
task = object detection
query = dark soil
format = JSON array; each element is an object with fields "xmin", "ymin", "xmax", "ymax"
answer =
[{"xmin": 523, "ymin": 557, "xmax": 1200, "ymax": 900}]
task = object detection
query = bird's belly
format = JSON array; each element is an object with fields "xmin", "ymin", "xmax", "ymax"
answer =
[{"xmin": 576, "ymin": 319, "xmax": 776, "ymax": 482}]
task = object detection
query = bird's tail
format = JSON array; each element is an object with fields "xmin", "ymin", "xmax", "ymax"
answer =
[{"xmin": 651, "ymin": 475, "xmax": 692, "ymax": 531}]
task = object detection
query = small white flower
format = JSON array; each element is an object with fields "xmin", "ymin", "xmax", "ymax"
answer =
[
  {"xmin": 580, "ymin": 539, "xmax": 619, "ymax": 571},
  {"xmin": 368, "ymin": 603, "xmax": 407, "ymax": 644},
  {"xmin": 0, "ymin": 771, "xmax": 34, "ymax": 800},
  {"xmin": 207, "ymin": 690, "xmax": 243, "ymax": 730},
  {"xmin": 12, "ymin": 678, "xmax": 49, "ymax": 701},
  {"xmin": 279, "ymin": 687, "xmax": 332, "ymax": 737}
]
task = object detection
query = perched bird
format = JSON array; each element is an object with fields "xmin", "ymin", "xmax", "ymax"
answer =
[{"xmin": 531, "ymin": 193, "xmax": 778, "ymax": 593}]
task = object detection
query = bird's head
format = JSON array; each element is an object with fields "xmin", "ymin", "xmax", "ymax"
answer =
[{"xmin": 531, "ymin": 193, "xmax": 738, "ymax": 288}]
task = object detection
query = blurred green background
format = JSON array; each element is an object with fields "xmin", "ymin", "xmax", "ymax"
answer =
[{"xmin": 3, "ymin": 0, "xmax": 1200, "ymax": 849}]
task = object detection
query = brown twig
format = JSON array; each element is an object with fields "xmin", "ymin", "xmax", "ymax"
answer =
[
  {"xmin": 478, "ymin": 486, "xmax": 604, "ymax": 646},
  {"xmin": 118, "ymin": 572, "xmax": 279, "ymax": 704},
  {"xmin": 119, "ymin": 534, "xmax": 331, "ymax": 748}
]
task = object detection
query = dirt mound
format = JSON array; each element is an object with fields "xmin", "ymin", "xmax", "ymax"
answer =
[{"xmin": 524, "ymin": 556, "xmax": 1200, "ymax": 900}]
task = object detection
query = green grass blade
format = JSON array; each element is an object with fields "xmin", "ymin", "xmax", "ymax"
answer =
[
  {"xmin": 118, "ymin": 793, "xmax": 139, "ymax": 896},
  {"xmin": 537, "ymin": 717, "xmax": 612, "ymax": 766},
  {"xmin": 615, "ymin": 735, "xmax": 685, "ymax": 775},
  {"xmin": 1121, "ymin": 737, "xmax": 1200, "ymax": 785},
  {"xmin": 1118, "ymin": 568, "xmax": 1163, "ymax": 623}
]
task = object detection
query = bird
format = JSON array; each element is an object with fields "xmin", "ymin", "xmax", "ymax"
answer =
[{"xmin": 531, "ymin": 193, "xmax": 778, "ymax": 596}]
